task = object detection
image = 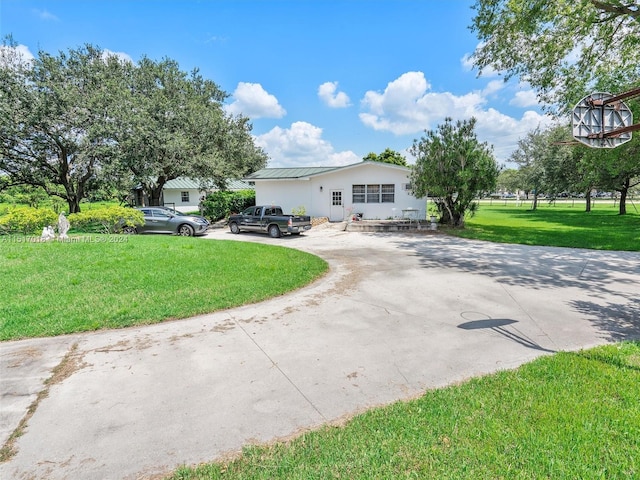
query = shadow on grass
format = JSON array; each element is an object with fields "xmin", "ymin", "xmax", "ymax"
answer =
[{"xmin": 574, "ymin": 341, "xmax": 640, "ymax": 372}]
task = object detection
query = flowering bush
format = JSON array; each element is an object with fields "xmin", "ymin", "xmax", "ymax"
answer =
[
  {"xmin": 0, "ymin": 206, "xmax": 58, "ymax": 235},
  {"xmin": 69, "ymin": 206, "xmax": 144, "ymax": 234}
]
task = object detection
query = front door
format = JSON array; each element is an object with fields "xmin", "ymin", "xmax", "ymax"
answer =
[{"xmin": 329, "ymin": 190, "xmax": 344, "ymax": 221}]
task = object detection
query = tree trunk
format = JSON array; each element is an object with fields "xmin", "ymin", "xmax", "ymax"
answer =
[
  {"xmin": 146, "ymin": 178, "xmax": 167, "ymax": 207},
  {"xmin": 67, "ymin": 197, "xmax": 81, "ymax": 213},
  {"xmin": 148, "ymin": 187, "xmax": 163, "ymax": 206},
  {"xmin": 532, "ymin": 193, "xmax": 538, "ymax": 210},
  {"xmin": 618, "ymin": 182, "xmax": 628, "ymax": 215},
  {"xmin": 59, "ymin": 182, "xmax": 82, "ymax": 213},
  {"xmin": 585, "ymin": 189, "xmax": 592, "ymax": 212},
  {"xmin": 57, "ymin": 149, "xmax": 92, "ymax": 213}
]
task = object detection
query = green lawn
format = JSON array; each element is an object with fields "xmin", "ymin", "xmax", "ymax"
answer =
[
  {"xmin": 3, "ymin": 205, "xmax": 639, "ymax": 479},
  {"xmin": 450, "ymin": 200, "xmax": 640, "ymax": 251},
  {"xmin": 0, "ymin": 235, "xmax": 328, "ymax": 340},
  {"xmin": 169, "ymin": 342, "xmax": 640, "ymax": 479}
]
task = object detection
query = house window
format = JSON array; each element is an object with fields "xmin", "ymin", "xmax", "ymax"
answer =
[
  {"xmin": 366, "ymin": 184, "xmax": 380, "ymax": 203},
  {"xmin": 352, "ymin": 184, "xmax": 395, "ymax": 203},
  {"xmin": 181, "ymin": 191, "xmax": 189, "ymax": 203},
  {"xmin": 381, "ymin": 184, "xmax": 395, "ymax": 203},
  {"xmin": 352, "ymin": 184, "xmax": 365, "ymax": 203},
  {"xmin": 332, "ymin": 190, "xmax": 342, "ymax": 206}
]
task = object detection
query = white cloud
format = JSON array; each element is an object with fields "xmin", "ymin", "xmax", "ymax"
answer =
[
  {"xmin": 0, "ymin": 44, "xmax": 35, "ymax": 68},
  {"xmin": 32, "ymin": 8, "xmax": 59, "ymax": 21},
  {"xmin": 102, "ymin": 49, "xmax": 134, "ymax": 64},
  {"xmin": 360, "ymin": 71, "xmax": 485, "ymax": 135},
  {"xmin": 483, "ymin": 79, "xmax": 505, "ymax": 96},
  {"xmin": 460, "ymin": 52, "xmax": 475, "ymax": 71},
  {"xmin": 225, "ymin": 82, "xmax": 286, "ymax": 119},
  {"xmin": 318, "ymin": 81, "xmax": 351, "ymax": 108},
  {"xmin": 255, "ymin": 121, "xmax": 360, "ymax": 168},
  {"xmin": 461, "ymin": 48, "xmax": 500, "ymax": 78},
  {"xmin": 510, "ymin": 89, "xmax": 539, "ymax": 107},
  {"xmin": 475, "ymin": 109, "xmax": 554, "ymax": 164},
  {"xmin": 359, "ymin": 71, "xmax": 554, "ymax": 164}
]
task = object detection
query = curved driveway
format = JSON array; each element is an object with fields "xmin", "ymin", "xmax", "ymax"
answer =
[{"xmin": 2, "ymin": 225, "xmax": 639, "ymax": 479}]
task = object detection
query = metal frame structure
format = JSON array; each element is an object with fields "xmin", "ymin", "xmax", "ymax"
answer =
[{"xmin": 572, "ymin": 87, "xmax": 640, "ymax": 148}]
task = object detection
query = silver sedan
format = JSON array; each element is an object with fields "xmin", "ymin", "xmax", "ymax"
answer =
[{"xmin": 124, "ymin": 207, "xmax": 210, "ymax": 236}]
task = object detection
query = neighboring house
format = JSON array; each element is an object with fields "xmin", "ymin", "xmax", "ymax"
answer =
[
  {"xmin": 133, "ymin": 178, "xmax": 253, "ymax": 213},
  {"xmin": 245, "ymin": 161, "xmax": 425, "ymax": 221}
]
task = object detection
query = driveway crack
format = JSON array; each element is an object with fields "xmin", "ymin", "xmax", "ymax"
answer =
[
  {"xmin": 234, "ymin": 320, "xmax": 327, "ymax": 422},
  {"xmin": 1, "ymin": 343, "xmax": 87, "ymax": 463}
]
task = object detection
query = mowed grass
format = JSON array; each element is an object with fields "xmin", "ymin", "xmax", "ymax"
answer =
[
  {"xmin": 450, "ymin": 200, "xmax": 640, "ymax": 251},
  {"xmin": 0, "ymin": 235, "xmax": 328, "ymax": 341},
  {"xmin": 169, "ymin": 342, "xmax": 640, "ymax": 480}
]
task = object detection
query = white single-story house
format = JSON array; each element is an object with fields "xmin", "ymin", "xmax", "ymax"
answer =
[
  {"xmin": 133, "ymin": 178, "xmax": 254, "ymax": 213},
  {"xmin": 245, "ymin": 161, "xmax": 426, "ymax": 221}
]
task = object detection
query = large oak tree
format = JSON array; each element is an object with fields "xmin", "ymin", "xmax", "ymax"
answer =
[
  {"xmin": 115, "ymin": 57, "xmax": 267, "ymax": 206},
  {"xmin": 1, "ymin": 41, "xmax": 128, "ymax": 213},
  {"xmin": 1, "ymin": 40, "xmax": 268, "ymax": 212}
]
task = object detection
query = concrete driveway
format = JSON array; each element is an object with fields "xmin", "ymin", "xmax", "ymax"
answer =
[{"xmin": 1, "ymin": 225, "xmax": 639, "ymax": 479}]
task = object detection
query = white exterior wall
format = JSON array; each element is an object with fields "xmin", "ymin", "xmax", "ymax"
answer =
[
  {"xmin": 162, "ymin": 188, "xmax": 202, "ymax": 212},
  {"xmin": 255, "ymin": 163, "xmax": 425, "ymax": 220},
  {"xmin": 255, "ymin": 180, "xmax": 313, "ymax": 215}
]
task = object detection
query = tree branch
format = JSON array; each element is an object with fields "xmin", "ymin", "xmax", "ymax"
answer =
[{"xmin": 590, "ymin": 1, "xmax": 640, "ymax": 21}]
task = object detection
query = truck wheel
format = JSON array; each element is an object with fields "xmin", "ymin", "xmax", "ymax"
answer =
[
  {"xmin": 268, "ymin": 224, "xmax": 281, "ymax": 238},
  {"xmin": 229, "ymin": 222, "xmax": 240, "ymax": 234},
  {"xmin": 123, "ymin": 226, "xmax": 137, "ymax": 234}
]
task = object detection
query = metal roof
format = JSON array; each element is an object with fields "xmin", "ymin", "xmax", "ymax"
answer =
[
  {"xmin": 163, "ymin": 178, "xmax": 200, "ymax": 189},
  {"xmin": 245, "ymin": 162, "xmax": 410, "ymax": 180},
  {"xmin": 163, "ymin": 177, "xmax": 253, "ymax": 190},
  {"xmin": 245, "ymin": 166, "xmax": 341, "ymax": 180},
  {"xmin": 226, "ymin": 179, "xmax": 254, "ymax": 190}
]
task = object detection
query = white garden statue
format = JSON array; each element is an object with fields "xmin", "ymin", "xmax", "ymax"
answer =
[
  {"xmin": 58, "ymin": 213, "xmax": 70, "ymax": 239},
  {"xmin": 41, "ymin": 225, "xmax": 55, "ymax": 241}
]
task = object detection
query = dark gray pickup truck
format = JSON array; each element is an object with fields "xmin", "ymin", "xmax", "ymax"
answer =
[{"xmin": 228, "ymin": 206, "xmax": 312, "ymax": 238}]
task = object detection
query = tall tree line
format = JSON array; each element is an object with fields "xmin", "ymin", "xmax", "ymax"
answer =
[{"xmin": 0, "ymin": 39, "xmax": 267, "ymax": 213}]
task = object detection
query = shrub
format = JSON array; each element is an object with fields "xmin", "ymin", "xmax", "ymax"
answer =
[
  {"xmin": 291, "ymin": 205, "xmax": 307, "ymax": 215},
  {"xmin": 201, "ymin": 190, "xmax": 255, "ymax": 220},
  {"xmin": 0, "ymin": 206, "xmax": 58, "ymax": 235},
  {"xmin": 68, "ymin": 206, "xmax": 144, "ymax": 234}
]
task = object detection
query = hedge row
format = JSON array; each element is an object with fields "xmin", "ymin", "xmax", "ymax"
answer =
[
  {"xmin": 68, "ymin": 206, "xmax": 144, "ymax": 234},
  {"xmin": 201, "ymin": 190, "xmax": 255, "ymax": 221},
  {"xmin": 0, "ymin": 206, "xmax": 58, "ymax": 235},
  {"xmin": 0, "ymin": 206, "xmax": 144, "ymax": 235}
]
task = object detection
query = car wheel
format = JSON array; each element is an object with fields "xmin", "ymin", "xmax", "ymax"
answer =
[
  {"xmin": 123, "ymin": 226, "xmax": 137, "ymax": 234},
  {"xmin": 178, "ymin": 224, "xmax": 195, "ymax": 236},
  {"xmin": 229, "ymin": 222, "xmax": 240, "ymax": 234},
  {"xmin": 268, "ymin": 224, "xmax": 281, "ymax": 238}
]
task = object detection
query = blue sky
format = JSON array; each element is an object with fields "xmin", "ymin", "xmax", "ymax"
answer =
[{"xmin": 1, "ymin": 0, "xmax": 553, "ymax": 168}]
